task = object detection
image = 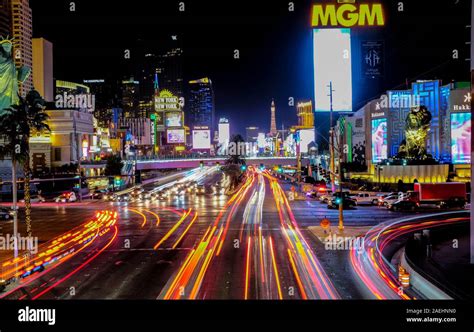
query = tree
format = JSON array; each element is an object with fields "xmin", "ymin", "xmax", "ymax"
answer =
[
  {"xmin": 0, "ymin": 90, "xmax": 49, "ymax": 239},
  {"xmin": 105, "ymin": 155, "xmax": 124, "ymax": 176},
  {"xmin": 226, "ymin": 134, "xmax": 246, "ymax": 166},
  {"xmin": 223, "ymin": 134, "xmax": 247, "ymax": 190}
]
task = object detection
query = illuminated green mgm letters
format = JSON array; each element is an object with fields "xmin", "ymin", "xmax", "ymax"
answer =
[{"xmin": 311, "ymin": 3, "xmax": 385, "ymax": 28}]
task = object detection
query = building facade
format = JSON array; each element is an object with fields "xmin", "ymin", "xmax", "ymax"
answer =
[
  {"xmin": 121, "ymin": 77, "xmax": 140, "ymax": 118},
  {"xmin": 0, "ymin": 0, "xmax": 11, "ymax": 38},
  {"xmin": 10, "ymin": 0, "xmax": 32, "ymax": 96},
  {"xmin": 342, "ymin": 80, "xmax": 471, "ymax": 183},
  {"xmin": 32, "ymin": 37, "xmax": 54, "ymax": 102},
  {"xmin": 246, "ymin": 127, "xmax": 259, "ymax": 143},
  {"xmin": 296, "ymin": 100, "xmax": 314, "ymax": 128},
  {"xmin": 188, "ymin": 77, "xmax": 215, "ymax": 133}
]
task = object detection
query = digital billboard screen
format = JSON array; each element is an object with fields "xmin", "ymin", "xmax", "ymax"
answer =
[
  {"xmin": 166, "ymin": 129, "xmax": 185, "ymax": 144},
  {"xmin": 371, "ymin": 118, "xmax": 387, "ymax": 162},
  {"xmin": 451, "ymin": 112, "xmax": 471, "ymax": 164},
  {"xmin": 165, "ymin": 112, "xmax": 183, "ymax": 127},
  {"xmin": 218, "ymin": 122, "xmax": 230, "ymax": 145},
  {"xmin": 299, "ymin": 128, "xmax": 315, "ymax": 154},
  {"xmin": 192, "ymin": 130, "xmax": 211, "ymax": 149},
  {"xmin": 313, "ymin": 28, "xmax": 352, "ymax": 112}
]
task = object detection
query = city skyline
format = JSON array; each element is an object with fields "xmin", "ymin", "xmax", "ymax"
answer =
[
  {"xmin": 0, "ymin": 0, "xmax": 473, "ymax": 326},
  {"xmin": 26, "ymin": 0, "xmax": 470, "ymax": 136}
]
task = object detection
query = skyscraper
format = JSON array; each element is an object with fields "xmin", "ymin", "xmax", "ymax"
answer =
[
  {"xmin": 32, "ymin": 38, "xmax": 53, "ymax": 102},
  {"xmin": 0, "ymin": 0, "xmax": 11, "ymax": 38},
  {"xmin": 270, "ymin": 99, "xmax": 277, "ymax": 135},
  {"xmin": 188, "ymin": 77, "xmax": 215, "ymax": 132},
  {"xmin": 121, "ymin": 77, "xmax": 140, "ymax": 118},
  {"xmin": 296, "ymin": 100, "xmax": 314, "ymax": 128},
  {"xmin": 10, "ymin": 0, "xmax": 33, "ymax": 96},
  {"xmin": 246, "ymin": 126, "xmax": 259, "ymax": 143},
  {"xmin": 157, "ymin": 48, "xmax": 183, "ymax": 97}
]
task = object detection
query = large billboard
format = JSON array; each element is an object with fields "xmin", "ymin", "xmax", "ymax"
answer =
[
  {"xmin": 192, "ymin": 129, "xmax": 211, "ymax": 149},
  {"xmin": 166, "ymin": 129, "xmax": 185, "ymax": 144},
  {"xmin": 313, "ymin": 28, "xmax": 352, "ymax": 112},
  {"xmin": 299, "ymin": 128, "xmax": 315, "ymax": 154},
  {"xmin": 165, "ymin": 112, "xmax": 183, "ymax": 127},
  {"xmin": 451, "ymin": 112, "xmax": 471, "ymax": 164},
  {"xmin": 371, "ymin": 118, "xmax": 387, "ymax": 162},
  {"xmin": 218, "ymin": 122, "xmax": 230, "ymax": 145},
  {"xmin": 361, "ymin": 41, "xmax": 384, "ymax": 78}
]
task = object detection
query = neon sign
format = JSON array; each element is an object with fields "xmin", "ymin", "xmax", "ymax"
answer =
[{"xmin": 311, "ymin": 3, "xmax": 385, "ymax": 28}]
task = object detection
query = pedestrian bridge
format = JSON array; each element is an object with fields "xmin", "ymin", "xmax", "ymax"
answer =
[{"xmin": 134, "ymin": 156, "xmax": 308, "ymax": 171}]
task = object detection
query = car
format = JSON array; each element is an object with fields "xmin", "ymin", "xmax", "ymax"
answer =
[
  {"xmin": 20, "ymin": 194, "xmax": 46, "ymax": 203},
  {"xmin": 92, "ymin": 189, "xmax": 107, "ymax": 199},
  {"xmin": 306, "ymin": 187, "xmax": 330, "ymax": 199},
  {"xmin": 212, "ymin": 185, "xmax": 225, "ymax": 195},
  {"xmin": 195, "ymin": 185, "xmax": 205, "ymax": 195},
  {"xmin": 103, "ymin": 192, "xmax": 116, "ymax": 201},
  {"xmin": 319, "ymin": 190, "xmax": 334, "ymax": 203},
  {"xmin": 352, "ymin": 192, "xmax": 380, "ymax": 205},
  {"xmin": 388, "ymin": 199, "xmax": 418, "ymax": 211},
  {"xmin": 0, "ymin": 208, "xmax": 14, "ymax": 220},
  {"xmin": 379, "ymin": 193, "xmax": 407, "ymax": 207},
  {"xmin": 117, "ymin": 194, "xmax": 131, "ymax": 202},
  {"xmin": 55, "ymin": 191, "xmax": 77, "ymax": 203},
  {"xmin": 327, "ymin": 196, "xmax": 357, "ymax": 209}
]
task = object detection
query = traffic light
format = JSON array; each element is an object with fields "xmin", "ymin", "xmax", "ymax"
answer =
[
  {"xmin": 277, "ymin": 165, "xmax": 283, "ymax": 173},
  {"xmin": 241, "ymin": 165, "xmax": 247, "ymax": 171},
  {"xmin": 200, "ymin": 161, "xmax": 204, "ymax": 169},
  {"xmin": 259, "ymin": 163, "xmax": 265, "ymax": 171}
]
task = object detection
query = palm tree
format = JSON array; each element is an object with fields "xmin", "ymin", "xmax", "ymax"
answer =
[
  {"xmin": 226, "ymin": 134, "xmax": 246, "ymax": 166},
  {"xmin": 22, "ymin": 91, "xmax": 49, "ymax": 237},
  {"xmin": 0, "ymin": 90, "xmax": 49, "ymax": 239}
]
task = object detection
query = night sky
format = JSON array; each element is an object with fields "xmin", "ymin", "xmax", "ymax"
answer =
[{"xmin": 30, "ymin": 0, "xmax": 471, "ymax": 136}]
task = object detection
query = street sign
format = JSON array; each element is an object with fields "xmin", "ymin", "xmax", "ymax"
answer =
[{"xmin": 320, "ymin": 218, "xmax": 331, "ymax": 229}]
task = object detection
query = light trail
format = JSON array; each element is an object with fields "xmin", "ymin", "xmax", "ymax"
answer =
[
  {"xmin": 128, "ymin": 208, "xmax": 148, "ymax": 227},
  {"xmin": 350, "ymin": 212, "xmax": 469, "ymax": 299},
  {"xmin": 239, "ymin": 170, "xmax": 282, "ymax": 299},
  {"xmin": 244, "ymin": 236, "xmax": 252, "ymax": 300},
  {"xmin": 153, "ymin": 209, "xmax": 192, "ymax": 250},
  {"xmin": 269, "ymin": 237, "xmax": 283, "ymax": 299},
  {"xmin": 0, "ymin": 210, "xmax": 119, "ymax": 299},
  {"xmin": 263, "ymin": 171, "xmax": 339, "ymax": 299},
  {"xmin": 158, "ymin": 173, "xmax": 254, "ymax": 300},
  {"xmin": 140, "ymin": 209, "xmax": 161, "ymax": 227},
  {"xmin": 172, "ymin": 212, "xmax": 199, "ymax": 249},
  {"xmin": 31, "ymin": 225, "xmax": 119, "ymax": 300}
]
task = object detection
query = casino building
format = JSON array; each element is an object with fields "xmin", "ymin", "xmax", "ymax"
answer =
[{"xmin": 341, "ymin": 80, "xmax": 471, "ymax": 183}]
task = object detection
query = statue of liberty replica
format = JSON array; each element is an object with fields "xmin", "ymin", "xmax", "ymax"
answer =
[{"xmin": 0, "ymin": 36, "xmax": 31, "ymax": 114}]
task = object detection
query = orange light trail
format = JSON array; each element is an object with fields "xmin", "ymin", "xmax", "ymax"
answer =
[
  {"xmin": 244, "ymin": 236, "xmax": 252, "ymax": 300},
  {"xmin": 172, "ymin": 212, "xmax": 198, "ymax": 249},
  {"xmin": 153, "ymin": 209, "xmax": 192, "ymax": 250},
  {"xmin": 269, "ymin": 237, "xmax": 283, "ymax": 299}
]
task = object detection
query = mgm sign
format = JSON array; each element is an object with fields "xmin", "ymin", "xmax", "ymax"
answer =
[{"xmin": 311, "ymin": 2, "xmax": 385, "ymax": 28}]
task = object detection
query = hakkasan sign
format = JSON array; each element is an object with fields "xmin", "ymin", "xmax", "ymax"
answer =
[{"xmin": 311, "ymin": 3, "xmax": 385, "ymax": 28}]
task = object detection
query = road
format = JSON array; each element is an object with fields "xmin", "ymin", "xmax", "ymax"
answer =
[
  {"xmin": 349, "ymin": 211, "xmax": 469, "ymax": 299},
  {"xmin": 0, "ymin": 166, "xmax": 456, "ymax": 300}
]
